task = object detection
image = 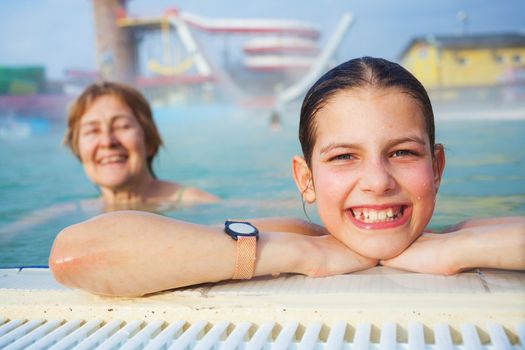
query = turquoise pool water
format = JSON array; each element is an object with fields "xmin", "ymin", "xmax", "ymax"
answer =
[{"xmin": 1, "ymin": 105, "xmax": 524, "ymax": 267}]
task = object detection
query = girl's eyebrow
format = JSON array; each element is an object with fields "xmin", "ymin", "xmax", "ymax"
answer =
[
  {"xmin": 387, "ymin": 136, "xmax": 427, "ymax": 147},
  {"xmin": 319, "ymin": 143, "xmax": 360, "ymax": 155},
  {"xmin": 319, "ymin": 136, "xmax": 427, "ymax": 155}
]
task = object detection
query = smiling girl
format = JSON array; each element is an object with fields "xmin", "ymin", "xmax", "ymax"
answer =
[
  {"xmin": 292, "ymin": 57, "xmax": 444, "ymax": 260},
  {"xmin": 49, "ymin": 57, "xmax": 524, "ymax": 296}
]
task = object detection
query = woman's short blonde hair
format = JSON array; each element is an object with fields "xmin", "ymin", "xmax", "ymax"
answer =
[{"xmin": 64, "ymin": 81, "xmax": 163, "ymax": 174}]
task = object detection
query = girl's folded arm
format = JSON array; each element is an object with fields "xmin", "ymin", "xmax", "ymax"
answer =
[
  {"xmin": 449, "ymin": 220, "xmax": 525, "ymax": 272},
  {"xmin": 249, "ymin": 217, "xmax": 329, "ymax": 236},
  {"xmin": 49, "ymin": 211, "xmax": 374, "ymax": 297},
  {"xmin": 381, "ymin": 218, "xmax": 525, "ymax": 274},
  {"xmin": 441, "ymin": 216, "xmax": 525, "ymax": 232}
]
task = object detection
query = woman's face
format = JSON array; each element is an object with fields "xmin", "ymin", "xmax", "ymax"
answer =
[
  {"xmin": 295, "ymin": 87, "xmax": 444, "ymax": 259},
  {"xmin": 77, "ymin": 95, "xmax": 151, "ymax": 190}
]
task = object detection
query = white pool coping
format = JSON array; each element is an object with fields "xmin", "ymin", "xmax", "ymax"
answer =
[
  {"xmin": 1, "ymin": 267, "xmax": 524, "ymax": 329},
  {"xmin": 1, "ymin": 267, "xmax": 524, "ymax": 348}
]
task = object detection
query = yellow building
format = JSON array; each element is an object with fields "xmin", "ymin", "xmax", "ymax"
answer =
[{"xmin": 400, "ymin": 33, "xmax": 525, "ymax": 91}]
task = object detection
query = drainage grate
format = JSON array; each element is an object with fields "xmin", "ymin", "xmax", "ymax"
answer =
[{"xmin": 0, "ymin": 317, "xmax": 523, "ymax": 349}]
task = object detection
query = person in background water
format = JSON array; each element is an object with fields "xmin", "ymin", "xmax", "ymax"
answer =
[
  {"xmin": 49, "ymin": 57, "xmax": 525, "ymax": 297},
  {"xmin": 64, "ymin": 81, "xmax": 219, "ymax": 210},
  {"xmin": 0, "ymin": 82, "xmax": 219, "ymax": 240}
]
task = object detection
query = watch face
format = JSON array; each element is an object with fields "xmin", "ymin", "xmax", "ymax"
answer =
[{"xmin": 229, "ymin": 222, "xmax": 256, "ymax": 235}]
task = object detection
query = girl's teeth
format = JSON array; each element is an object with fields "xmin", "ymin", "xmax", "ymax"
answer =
[{"xmin": 352, "ymin": 207, "xmax": 402, "ymax": 223}]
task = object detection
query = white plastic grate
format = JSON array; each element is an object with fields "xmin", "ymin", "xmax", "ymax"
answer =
[{"xmin": 0, "ymin": 317, "xmax": 523, "ymax": 350}]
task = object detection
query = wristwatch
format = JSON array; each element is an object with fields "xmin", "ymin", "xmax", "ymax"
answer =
[{"xmin": 224, "ymin": 220, "xmax": 259, "ymax": 279}]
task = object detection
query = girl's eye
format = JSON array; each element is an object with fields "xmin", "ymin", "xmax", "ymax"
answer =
[
  {"xmin": 392, "ymin": 149, "xmax": 416, "ymax": 157},
  {"xmin": 331, "ymin": 153, "xmax": 355, "ymax": 161}
]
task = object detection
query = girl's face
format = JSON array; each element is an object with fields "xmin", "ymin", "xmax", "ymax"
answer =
[
  {"xmin": 77, "ymin": 95, "xmax": 152, "ymax": 190},
  {"xmin": 293, "ymin": 87, "xmax": 445, "ymax": 259}
]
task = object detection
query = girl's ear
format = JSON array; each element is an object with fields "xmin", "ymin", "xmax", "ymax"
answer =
[
  {"xmin": 292, "ymin": 155, "xmax": 316, "ymax": 203},
  {"xmin": 432, "ymin": 144, "xmax": 446, "ymax": 193}
]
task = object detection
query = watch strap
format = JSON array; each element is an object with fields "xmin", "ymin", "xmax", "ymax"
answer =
[{"xmin": 232, "ymin": 235, "xmax": 257, "ymax": 279}]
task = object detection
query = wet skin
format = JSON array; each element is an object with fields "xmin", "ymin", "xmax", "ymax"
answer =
[{"xmin": 299, "ymin": 87, "xmax": 445, "ymax": 259}]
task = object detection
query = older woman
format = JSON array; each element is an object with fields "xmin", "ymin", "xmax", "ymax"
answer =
[
  {"xmin": 64, "ymin": 81, "xmax": 218, "ymax": 208},
  {"xmin": 0, "ymin": 82, "xmax": 218, "ymax": 241}
]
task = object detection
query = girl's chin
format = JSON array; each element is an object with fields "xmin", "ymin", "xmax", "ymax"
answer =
[
  {"xmin": 337, "ymin": 229, "xmax": 421, "ymax": 260},
  {"xmin": 357, "ymin": 244, "xmax": 409, "ymax": 260}
]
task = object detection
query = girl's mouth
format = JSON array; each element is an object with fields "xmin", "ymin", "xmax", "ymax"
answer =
[{"xmin": 347, "ymin": 205, "xmax": 410, "ymax": 229}]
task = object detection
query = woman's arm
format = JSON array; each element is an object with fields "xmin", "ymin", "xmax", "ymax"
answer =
[
  {"xmin": 381, "ymin": 217, "xmax": 525, "ymax": 274},
  {"xmin": 49, "ymin": 211, "xmax": 375, "ymax": 297}
]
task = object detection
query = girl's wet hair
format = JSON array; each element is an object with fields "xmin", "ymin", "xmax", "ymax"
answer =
[
  {"xmin": 64, "ymin": 81, "xmax": 163, "ymax": 176},
  {"xmin": 299, "ymin": 56, "xmax": 435, "ymax": 166}
]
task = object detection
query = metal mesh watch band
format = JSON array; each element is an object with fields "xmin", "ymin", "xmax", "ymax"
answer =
[{"xmin": 232, "ymin": 236, "xmax": 257, "ymax": 279}]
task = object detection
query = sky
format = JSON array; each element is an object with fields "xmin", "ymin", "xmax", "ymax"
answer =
[{"xmin": 0, "ymin": 0, "xmax": 524, "ymax": 79}]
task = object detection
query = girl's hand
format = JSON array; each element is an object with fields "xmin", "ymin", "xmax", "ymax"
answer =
[
  {"xmin": 380, "ymin": 233, "xmax": 461, "ymax": 275},
  {"xmin": 381, "ymin": 219, "xmax": 525, "ymax": 274},
  {"xmin": 305, "ymin": 235, "xmax": 378, "ymax": 277}
]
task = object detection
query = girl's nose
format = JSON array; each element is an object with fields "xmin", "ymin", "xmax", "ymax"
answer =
[{"xmin": 358, "ymin": 158, "xmax": 395, "ymax": 195}]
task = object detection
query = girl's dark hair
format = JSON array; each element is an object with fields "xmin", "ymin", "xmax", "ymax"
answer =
[{"xmin": 299, "ymin": 56, "xmax": 435, "ymax": 166}]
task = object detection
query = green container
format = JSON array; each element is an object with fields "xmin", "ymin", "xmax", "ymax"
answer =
[
  {"xmin": 0, "ymin": 66, "xmax": 45, "ymax": 94},
  {"xmin": 9, "ymin": 80, "xmax": 38, "ymax": 95},
  {"xmin": 0, "ymin": 79, "xmax": 9, "ymax": 94}
]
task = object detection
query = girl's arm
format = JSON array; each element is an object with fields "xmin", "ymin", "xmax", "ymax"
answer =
[
  {"xmin": 381, "ymin": 217, "xmax": 525, "ymax": 274},
  {"xmin": 210, "ymin": 216, "xmax": 327, "ymax": 236},
  {"xmin": 440, "ymin": 216, "xmax": 525, "ymax": 233},
  {"xmin": 249, "ymin": 217, "xmax": 328, "ymax": 236},
  {"xmin": 49, "ymin": 211, "xmax": 375, "ymax": 297}
]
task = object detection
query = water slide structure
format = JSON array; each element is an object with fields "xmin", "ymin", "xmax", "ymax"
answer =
[{"xmin": 114, "ymin": 7, "xmax": 353, "ymax": 108}]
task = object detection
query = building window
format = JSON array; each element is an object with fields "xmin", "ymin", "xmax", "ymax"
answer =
[
  {"xmin": 512, "ymin": 54, "xmax": 522, "ymax": 64},
  {"xmin": 456, "ymin": 56, "xmax": 467, "ymax": 65},
  {"xmin": 418, "ymin": 47, "xmax": 428, "ymax": 59},
  {"xmin": 494, "ymin": 55, "xmax": 504, "ymax": 64}
]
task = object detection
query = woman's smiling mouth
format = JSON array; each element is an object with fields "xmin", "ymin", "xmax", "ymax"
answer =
[
  {"xmin": 98, "ymin": 155, "xmax": 128, "ymax": 165},
  {"xmin": 347, "ymin": 204, "xmax": 411, "ymax": 229}
]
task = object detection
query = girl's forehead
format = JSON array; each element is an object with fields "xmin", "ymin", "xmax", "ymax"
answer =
[
  {"xmin": 313, "ymin": 88, "xmax": 428, "ymax": 143},
  {"xmin": 318, "ymin": 87, "xmax": 425, "ymax": 122},
  {"xmin": 326, "ymin": 86, "xmax": 416, "ymax": 106}
]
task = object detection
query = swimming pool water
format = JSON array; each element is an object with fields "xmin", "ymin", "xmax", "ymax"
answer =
[{"xmin": 1, "ymin": 105, "xmax": 524, "ymax": 267}]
